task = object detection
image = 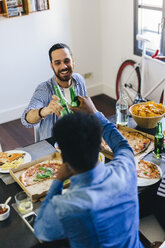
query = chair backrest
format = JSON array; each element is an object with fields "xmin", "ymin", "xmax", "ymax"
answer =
[{"xmin": 0, "ymin": 144, "xmax": 2, "ymax": 152}]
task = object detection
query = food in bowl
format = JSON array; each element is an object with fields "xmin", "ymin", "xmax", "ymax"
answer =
[
  {"xmin": 0, "ymin": 204, "xmax": 10, "ymax": 221},
  {"xmin": 0, "ymin": 205, "xmax": 8, "ymax": 214},
  {"xmin": 129, "ymin": 102, "xmax": 165, "ymax": 129},
  {"xmin": 131, "ymin": 101, "xmax": 164, "ymax": 117}
]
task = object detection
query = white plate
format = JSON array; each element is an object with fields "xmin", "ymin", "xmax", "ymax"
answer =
[
  {"xmin": 137, "ymin": 162, "xmax": 162, "ymax": 187},
  {"xmin": 0, "ymin": 150, "xmax": 32, "ymax": 173}
]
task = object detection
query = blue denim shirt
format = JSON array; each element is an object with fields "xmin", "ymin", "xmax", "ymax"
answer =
[
  {"xmin": 21, "ymin": 73, "xmax": 87, "ymax": 141},
  {"xmin": 34, "ymin": 112, "xmax": 144, "ymax": 248}
]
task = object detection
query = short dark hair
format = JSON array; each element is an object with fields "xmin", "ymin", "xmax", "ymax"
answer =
[
  {"xmin": 53, "ymin": 112, "xmax": 102, "ymax": 173},
  {"xmin": 49, "ymin": 43, "xmax": 72, "ymax": 62}
]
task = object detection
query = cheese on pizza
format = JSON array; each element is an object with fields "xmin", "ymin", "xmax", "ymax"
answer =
[
  {"xmin": 101, "ymin": 138, "xmax": 112, "ymax": 153},
  {"xmin": 119, "ymin": 131, "xmax": 151, "ymax": 155},
  {"xmin": 101, "ymin": 130, "xmax": 150, "ymax": 156},
  {"xmin": 20, "ymin": 160, "xmax": 62, "ymax": 186},
  {"xmin": 137, "ymin": 160, "xmax": 161, "ymax": 179}
]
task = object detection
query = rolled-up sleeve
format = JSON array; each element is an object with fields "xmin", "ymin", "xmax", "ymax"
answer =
[{"xmin": 21, "ymin": 84, "xmax": 49, "ymax": 128}]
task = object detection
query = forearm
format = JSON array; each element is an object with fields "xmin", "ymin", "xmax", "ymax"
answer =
[{"xmin": 26, "ymin": 107, "xmax": 50, "ymax": 124}]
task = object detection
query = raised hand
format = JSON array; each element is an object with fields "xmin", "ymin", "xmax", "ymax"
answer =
[
  {"xmin": 42, "ymin": 95, "xmax": 64, "ymax": 117},
  {"xmin": 69, "ymin": 96, "xmax": 98, "ymax": 114}
]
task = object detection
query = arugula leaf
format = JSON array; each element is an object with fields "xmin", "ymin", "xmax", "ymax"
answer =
[
  {"xmin": 36, "ymin": 173, "xmax": 49, "ymax": 179},
  {"xmin": 46, "ymin": 168, "xmax": 53, "ymax": 173},
  {"xmin": 64, "ymin": 179, "xmax": 69, "ymax": 184}
]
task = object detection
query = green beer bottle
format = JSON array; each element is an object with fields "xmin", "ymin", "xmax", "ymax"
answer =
[
  {"xmin": 154, "ymin": 122, "xmax": 164, "ymax": 158},
  {"xmin": 54, "ymin": 85, "xmax": 70, "ymax": 117},
  {"xmin": 69, "ymin": 86, "xmax": 80, "ymax": 107}
]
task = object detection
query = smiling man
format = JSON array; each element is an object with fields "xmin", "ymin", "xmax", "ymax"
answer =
[{"xmin": 21, "ymin": 43, "xmax": 87, "ymax": 141}]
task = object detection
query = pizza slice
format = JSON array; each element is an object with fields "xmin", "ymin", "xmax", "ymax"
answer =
[
  {"xmin": 101, "ymin": 130, "xmax": 151, "ymax": 156},
  {"xmin": 0, "ymin": 152, "xmax": 25, "ymax": 165},
  {"xmin": 0, "ymin": 152, "xmax": 25, "ymax": 170},
  {"xmin": 20, "ymin": 159, "xmax": 62, "ymax": 186},
  {"xmin": 119, "ymin": 131, "xmax": 151, "ymax": 156},
  {"xmin": 137, "ymin": 160, "xmax": 161, "ymax": 179},
  {"xmin": 101, "ymin": 138, "xmax": 112, "ymax": 153}
]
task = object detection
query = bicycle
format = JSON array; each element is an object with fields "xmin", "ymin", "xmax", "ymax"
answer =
[{"xmin": 116, "ymin": 35, "xmax": 165, "ymax": 106}]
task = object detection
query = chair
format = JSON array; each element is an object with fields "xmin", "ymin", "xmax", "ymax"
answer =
[{"xmin": 34, "ymin": 125, "xmax": 40, "ymax": 143}]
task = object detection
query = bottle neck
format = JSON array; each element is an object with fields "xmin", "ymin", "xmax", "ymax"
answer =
[
  {"xmin": 155, "ymin": 122, "xmax": 163, "ymax": 138},
  {"xmin": 119, "ymin": 91, "xmax": 124, "ymax": 98},
  {"xmin": 157, "ymin": 122, "xmax": 162, "ymax": 133}
]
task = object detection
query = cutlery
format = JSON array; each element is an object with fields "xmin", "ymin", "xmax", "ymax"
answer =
[{"xmin": 4, "ymin": 196, "xmax": 12, "ymax": 209}]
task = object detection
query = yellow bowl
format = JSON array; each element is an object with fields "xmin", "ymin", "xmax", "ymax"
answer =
[{"xmin": 129, "ymin": 102, "xmax": 165, "ymax": 129}]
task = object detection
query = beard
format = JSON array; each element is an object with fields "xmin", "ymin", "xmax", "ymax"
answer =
[{"xmin": 54, "ymin": 68, "xmax": 73, "ymax": 82}]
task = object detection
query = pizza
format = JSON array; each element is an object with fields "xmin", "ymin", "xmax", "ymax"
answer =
[
  {"xmin": 101, "ymin": 130, "xmax": 151, "ymax": 156},
  {"xmin": 0, "ymin": 152, "xmax": 25, "ymax": 170},
  {"xmin": 119, "ymin": 130, "xmax": 151, "ymax": 155},
  {"xmin": 20, "ymin": 159, "xmax": 62, "ymax": 186},
  {"xmin": 101, "ymin": 138, "xmax": 112, "ymax": 153},
  {"xmin": 137, "ymin": 160, "xmax": 161, "ymax": 179}
]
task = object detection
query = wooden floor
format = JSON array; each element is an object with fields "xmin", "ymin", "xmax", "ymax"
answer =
[{"xmin": 0, "ymin": 94, "xmax": 116, "ymax": 151}]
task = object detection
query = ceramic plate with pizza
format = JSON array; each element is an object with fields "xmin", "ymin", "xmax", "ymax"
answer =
[
  {"xmin": 0, "ymin": 150, "xmax": 32, "ymax": 173},
  {"xmin": 137, "ymin": 160, "xmax": 162, "ymax": 187}
]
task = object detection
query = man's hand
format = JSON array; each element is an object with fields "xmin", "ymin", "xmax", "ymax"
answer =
[
  {"xmin": 70, "ymin": 96, "xmax": 98, "ymax": 114},
  {"xmin": 42, "ymin": 95, "xmax": 64, "ymax": 117},
  {"xmin": 56, "ymin": 162, "xmax": 73, "ymax": 182},
  {"xmin": 26, "ymin": 95, "xmax": 64, "ymax": 124}
]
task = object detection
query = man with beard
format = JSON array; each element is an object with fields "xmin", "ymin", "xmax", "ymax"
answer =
[{"xmin": 21, "ymin": 43, "xmax": 87, "ymax": 141}]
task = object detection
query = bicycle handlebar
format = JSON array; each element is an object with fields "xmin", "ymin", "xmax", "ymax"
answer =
[
  {"xmin": 136, "ymin": 34, "xmax": 150, "ymax": 43},
  {"xmin": 152, "ymin": 49, "xmax": 165, "ymax": 60}
]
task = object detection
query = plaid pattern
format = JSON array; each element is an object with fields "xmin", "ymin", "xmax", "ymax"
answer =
[{"xmin": 21, "ymin": 73, "xmax": 87, "ymax": 141}]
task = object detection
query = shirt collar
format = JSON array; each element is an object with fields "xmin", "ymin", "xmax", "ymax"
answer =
[
  {"xmin": 51, "ymin": 74, "xmax": 78, "ymax": 91},
  {"xmin": 70, "ymin": 162, "xmax": 107, "ymax": 189}
]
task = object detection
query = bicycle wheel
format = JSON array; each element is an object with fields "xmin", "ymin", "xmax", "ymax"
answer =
[{"xmin": 116, "ymin": 60, "xmax": 141, "ymax": 106}]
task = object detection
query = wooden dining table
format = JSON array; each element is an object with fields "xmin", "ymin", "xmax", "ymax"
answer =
[{"xmin": 0, "ymin": 115, "xmax": 164, "ymax": 248}]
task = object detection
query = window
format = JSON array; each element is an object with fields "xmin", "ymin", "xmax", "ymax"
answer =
[{"xmin": 134, "ymin": 0, "xmax": 165, "ymax": 56}]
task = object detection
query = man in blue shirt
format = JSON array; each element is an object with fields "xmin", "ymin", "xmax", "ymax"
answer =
[
  {"xmin": 21, "ymin": 43, "xmax": 87, "ymax": 141},
  {"xmin": 34, "ymin": 96, "xmax": 144, "ymax": 248}
]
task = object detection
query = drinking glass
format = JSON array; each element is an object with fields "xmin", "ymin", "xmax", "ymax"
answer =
[{"xmin": 15, "ymin": 191, "xmax": 33, "ymax": 215}]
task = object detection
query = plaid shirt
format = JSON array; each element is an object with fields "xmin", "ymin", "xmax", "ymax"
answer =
[{"xmin": 21, "ymin": 73, "xmax": 87, "ymax": 141}]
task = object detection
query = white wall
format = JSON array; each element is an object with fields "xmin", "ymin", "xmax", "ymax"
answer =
[
  {"xmin": 0, "ymin": 0, "xmax": 136, "ymax": 124},
  {"xmin": 100, "ymin": 0, "xmax": 139, "ymax": 99},
  {"xmin": 68, "ymin": 0, "xmax": 102, "ymax": 96},
  {"xmin": 0, "ymin": 0, "xmax": 71, "ymax": 123}
]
